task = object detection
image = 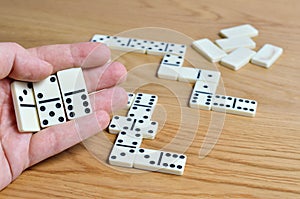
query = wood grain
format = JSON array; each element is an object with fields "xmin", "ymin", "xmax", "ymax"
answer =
[{"xmin": 1, "ymin": 0, "xmax": 300, "ymax": 198}]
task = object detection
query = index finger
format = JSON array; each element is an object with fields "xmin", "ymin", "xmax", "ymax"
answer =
[{"xmin": 28, "ymin": 42, "xmax": 111, "ymax": 73}]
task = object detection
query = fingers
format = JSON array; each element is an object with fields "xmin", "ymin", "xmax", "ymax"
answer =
[
  {"xmin": 0, "ymin": 43, "xmax": 53, "ymax": 81},
  {"xmin": 89, "ymin": 86, "xmax": 128, "ymax": 113},
  {"xmin": 84, "ymin": 61, "xmax": 127, "ymax": 92},
  {"xmin": 29, "ymin": 110, "xmax": 110, "ymax": 166},
  {"xmin": 28, "ymin": 42, "xmax": 111, "ymax": 73},
  {"xmin": 0, "ymin": 143, "xmax": 12, "ymax": 191}
]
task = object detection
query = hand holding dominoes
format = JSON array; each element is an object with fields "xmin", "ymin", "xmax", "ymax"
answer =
[{"xmin": 0, "ymin": 42, "xmax": 127, "ymax": 191}]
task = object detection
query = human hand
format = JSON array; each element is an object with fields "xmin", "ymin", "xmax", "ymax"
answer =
[{"xmin": 0, "ymin": 42, "xmax": 127, "ymax": 190}]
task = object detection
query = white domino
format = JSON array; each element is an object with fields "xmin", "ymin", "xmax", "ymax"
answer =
[
  {"xmin": 211, "ymin": 94, "xmax": 257, "ymax": 117},
  {"xmin": 126, "ymin": 92, "xmax": 136, "ymax": 109},
  {"xmin": 178, "ymin": 67, "xmax": 221, "ymax": 84},
  {"xmin": 133, "ymin": 148, "xmax": 187, "ymax": 175},
  {"xmin": 109, "ymin": 115, "xmax": 158, "ymax": 139},
  {"xmin": 109, "ymin": 130, "xmax": 143, "ymax": 168},
  {"xmin": 57, "ymin": 68, "xmax": 92, "ymax": 120},
  {"xmin": 192, "ymin": 38, "xmax": 227, "ymax": 62},
  {"xmin": 157, "ymin": 54, "xmax": 184, "ymax": 80},
  {"xmin": 146, "ymin": 40, "xmax": 168, "ymax": 55},
  {"xmin": 110, "ymin": 37, "xmax": 148, "ymax": 53},
  {"xmin": 251, "ymin": 44, "xmax": 283, "ymax": 68},
  {"xmin": 127, "ymin": 93, "xmax": 158, "ymax": 120},
  {"xmin": 106, "ymin": 36, "xmax": 131, "ymax": 51},
  {"xmin": 220, "ymin": 48, "xmax": 256, "ymax": 70},
  {"xmin": 11, "ymin": 81, "xmax": 41, "ymax": 132},
  {"xmin": 33, "ymin": 75, "xmax": 66, "ymax": 128},
  {"xmin": 90, "ymin": 34, "xmax": 111, "ymax": 44},
  {"xmin": 189, "ymin": 81, "xmax": 217, "ymax": 110},
  {"xmin": 220, "ymin": 24, "xmax": 259, "ymax": 38},
  {"xmin": 215, "ymin": 37, "xmax": 256, "ymax": 52},
  {"xmin": 164, "ymin": 43, "xmax": 186, "ymax": 56}
]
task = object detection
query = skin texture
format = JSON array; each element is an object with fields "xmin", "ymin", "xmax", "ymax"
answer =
[{"xmin": 0, "ymin": 42, "xmax": 128, "ymax": 190}]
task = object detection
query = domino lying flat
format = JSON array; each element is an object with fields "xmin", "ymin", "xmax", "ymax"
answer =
[
  {"xmin": 211, "ymin": 94, "xmax": 257, "ymax": 117},
  {"xmin": 126, "ymin": 92, "xmax": 136, "ymax": 109},
  {"xmin": 192, "ymin": 38, "xmax": 227, "ymax": 62},
  {"xmin": 157, "ymin": 54, "xmax": 184, "ymax": 80},
  {"xmin": 127, "ymin": 93, "xmax": 158, "ymax": 120},
  {"xmin": 133, "ymin": 148, "xmax": 187, "ymax": 175},
  {"xmin": 215, "ymin": 37, "xmax": 256, "ymax": 53},
  {"xmin": 90, "ymin": 34, "xmax": 186, "ymax": 56},
  {"xmin": 109, "ymin": 115, "xmax": 159, "ymax": 139},
  {"xmin": 189, "ymin": 80, "xmax": 217, "ymax": 110},
  {"xmin": 109, "ymin": 130, "xmax": 143, "ymax": 168},
  {"xmin": 220, "ymin": 48, "xmax": 256, "ymax": 71},
  {"xmin": 219, "ymin": 24, "xmax": 259, "ymax": 38},
  {"xmin": 11, "ymin": 81, "xmax": 41, "ymax": 132},
  {"xmin": 177, "ymin": 67, "xmax": 221, "ymax": 84},
  {"xmin": 251, "ymin": 44, "xmax": 283, "ymax": 68}
]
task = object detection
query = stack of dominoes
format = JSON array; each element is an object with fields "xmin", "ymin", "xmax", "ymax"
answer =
[
  {"xmin": 11, "ymin": 68, "xmax": 92, "ymax": 132},
  {"xmin": 90, "ymin": 35, "xmax": 186, "ymax": 56},
  {"xmin": 157, "ymin": 54, "xmax": 258, "ymax": 117},
  {"xmin": 192, "ymin": 24, "xmax": 283, "ymax": 70},
  {"xmin": 108, "ymin": 92, "xmax": 187, "ymax": 175}
]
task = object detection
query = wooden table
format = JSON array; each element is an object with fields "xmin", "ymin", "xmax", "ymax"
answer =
[{"xmin": 1, "ymin": 0, "xmax": 300, "ymax": 198}]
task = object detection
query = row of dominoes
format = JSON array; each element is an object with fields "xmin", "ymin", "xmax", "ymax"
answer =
[
  {"xmin": 108, "ymin": 92, "xmax": 187, "ymax": 175},
  {"xmin": 11, "ymin": 68, "xmax": 92, "ymax": 132},
  {"xmin": 189, "ymin": 81, "xmax": 257, "ymax": 117},
  {"xmin": 157, "ymin": 54, "xmax": 258, "ymax": 117},
  {"xmin": 192, "ymin": 24, "xmax": 283, "ymax": 70},
  {"xmin": 90, "ymin": 34, "xmax": 186, "ymax": 56}
]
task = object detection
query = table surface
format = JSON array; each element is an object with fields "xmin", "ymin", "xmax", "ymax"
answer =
[{"xmin": 1, "ymin": 0, "xmax": 300, "ymax": 198}]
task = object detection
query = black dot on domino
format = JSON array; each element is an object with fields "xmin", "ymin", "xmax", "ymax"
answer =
[
  {"xmin": 83, "ymin": 101, "xmax": 89, "ymax": 107},
  {"xmin": 177, "ymin": 165, "xmax": 183, "ymax": 169},
  {"xmin": 56, "ymin": 103, "xmax": 61, "ymax": 109},
  {"xmin": 150, "ymin": 161, "xmax": 155, "ymax": 165},
  {"xmin": 49, "ymin": 111, "xmax": 55, "ymax": 117},
  {"xmin": 66, "ymin": 98, "xmax": 72, "ymax": 104},
  {"xmin": 19, "ymin": 96, "xmax": 23, "ymax": 102},
  {"xmin": 43, "ymin": 120, "xmax": 48, "ymax": 125},
  {"xmin": 170, "ymin": 164, "xmax": 175, "ymax": 168},
  {"xmin": 69, "ymin": 112, "xmax": 75, "ymax": 117},
  {"xmin": 117, "ymin": 139, "xmax": 123, "ymax": 143},
  {"xmin": 81, "ymin": 94, "xmax": 87, "ymax": 100},
  {"xmin": 37, "ymin": 93, "xmax": 43, "ymax": 98},
  {"xmin": 129, "ymin": 149, "xmax": 135, "ymax": 153},
  {"xmin": 40, "ymin": 106, "xmax": 46, "ymax": 111},
  {"xmin": 68, "ymin": 105, "xmax": 73, "ymax": 110},
  {"xmin": 139, "ymin": 149, "xmax": 145, "ymax": 153},
  {"xmin": 58, "ymin": 117, "xmax": 64, "ymax": 122},
  {"xmin": 23, "ymin": 89, "xmax": 27, "ymax": 95},
  {"xmin": 163, "ymin": 163, "xmax": 168, "ymax": 167},
  {"xmin": 111, "ymin": 155, "xmax": 116, "ymax": 159},
  {"xmin": 50, "ymin": 77, "xmax": 56, "ymax": 82},
  {"xmin": 85, "ymin": 108, "xmax": 91, "ymax": 113},
  {"xmin": 120, "ymin": 152, "xmax": 126, "ymax": 156}
]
